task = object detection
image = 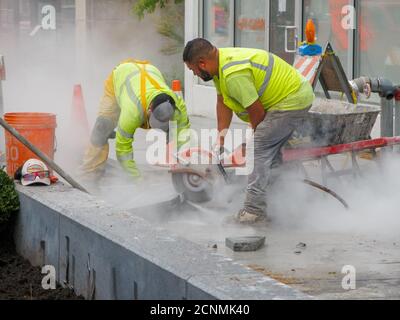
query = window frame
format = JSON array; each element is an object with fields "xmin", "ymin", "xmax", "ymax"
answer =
[{"xmin": 198, "ymin": 0, "xmax": 359, "ymax": 83}]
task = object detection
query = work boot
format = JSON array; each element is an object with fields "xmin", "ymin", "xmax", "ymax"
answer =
[{"xmin": 235, "ymin": 209, "xmax": 267, "ymax": 225}]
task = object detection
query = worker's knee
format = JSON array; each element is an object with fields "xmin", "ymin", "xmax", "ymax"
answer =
[{"xmin": 90, "ymin": 116, "xmax": 115, "ymax": 147}]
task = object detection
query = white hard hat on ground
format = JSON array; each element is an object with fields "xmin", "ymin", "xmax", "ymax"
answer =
[{"xmin": 21, "ymin": 158, "xmax": 51, "ymax": 186}]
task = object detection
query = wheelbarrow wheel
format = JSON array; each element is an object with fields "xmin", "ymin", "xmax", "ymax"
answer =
[{"xmin": 171, "ymin": 172, "xmax": 214, "ymax": 203}]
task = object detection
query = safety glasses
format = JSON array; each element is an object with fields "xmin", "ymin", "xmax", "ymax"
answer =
[{"xmin": 22, "ymin": 171, "xmax": 50, "ymax": 181}]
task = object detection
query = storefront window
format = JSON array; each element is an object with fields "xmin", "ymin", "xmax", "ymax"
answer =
[
  {"xmin": 60, "ymin": 0, "xmax": 76, "ymax": 23},
  {"xmin": 0, "ymin": 0, "xmax": 15, "ymax": 28},
  {"xmin": 202, "ymin": 0, "xmax": 234, "ymax": 47},
  {"xmin": 235, "ymin": 0, "xmax": 266, "ymax": 49},
  {"xmin": 303, "ymin": 0, "xmax": 353, "ymax": 78},
  {"xmin": 357, "ymin": 1, "xmax": 400, "ymax": 86},
  {"xmin": 201, "ymin": 0, "xmax": 233, "ymax": 86}
]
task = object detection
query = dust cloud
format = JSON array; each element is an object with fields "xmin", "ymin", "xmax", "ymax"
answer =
[
  {"xmin": 2, "ymin": 3, "xmax": 399, "ymax": 244},
  {"xmin": 268, "ymin": 152, "xmax": 400, "ymax": 238},
  {"xmin": 1, "ymin": 2, "xmax": 179, "ymax": 176}
]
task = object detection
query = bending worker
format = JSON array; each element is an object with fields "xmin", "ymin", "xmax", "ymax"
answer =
[
  {"xmin": 183, "ymin": 38, "xmax": 314, "ymax": 224},
  {"xmin": 81, "ymin": 59, "xmax": 190, "ymax": 178}
]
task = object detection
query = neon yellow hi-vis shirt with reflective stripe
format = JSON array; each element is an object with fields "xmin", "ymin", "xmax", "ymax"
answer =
[
  {"xmin": 112, "ymin": 62, "xmax": 190, "ymax": 176},
  {"xmin": 214, "ymin": 47, "xmax": 314, "ymax": 123}
]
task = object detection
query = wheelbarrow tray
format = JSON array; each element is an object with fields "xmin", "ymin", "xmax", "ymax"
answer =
[{"xmin": 301, "ymin": 97, "xmax": 380, "ymax": 146}]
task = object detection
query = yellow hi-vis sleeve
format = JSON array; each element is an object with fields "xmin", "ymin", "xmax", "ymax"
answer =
[
  {"xmin": 115, "ymin": 109, "xmax": 141, "ymax": 178},
  {"xmin": 174, "ymin": 95, "xmax": 191, "ymax": 149},
  {"xmin": 176, "ymin": 117, "xmax": 191, "ymax": 150}
]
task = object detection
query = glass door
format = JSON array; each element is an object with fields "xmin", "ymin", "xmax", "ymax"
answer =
[
  {"xmin": 234, "ymin": 0, "xmax": 268, "ymax": 50},
  {"xmin": 268, "ymin": 0, "xmax": 301, "ymax": 65}
]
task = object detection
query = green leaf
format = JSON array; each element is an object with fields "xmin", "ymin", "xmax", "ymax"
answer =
[
  {"xmin": 0, "ymin": 170, "xmax": 20, "ymax": 227},
  {"xmin": 131, "ymin": 0, "xmax": 185, "ymax": 91},
  {"xmin": 133, "ymin": 0, "xmax": 184, "ymax": 19}
]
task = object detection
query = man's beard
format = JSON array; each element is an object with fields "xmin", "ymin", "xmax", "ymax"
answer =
[{"xmin": 199, "ymin": 68, "xmax": 213, "ymax": 82}]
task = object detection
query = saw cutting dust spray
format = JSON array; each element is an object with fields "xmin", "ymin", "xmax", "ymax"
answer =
[{"xmin": 268, "ymin": 154, "xmax": 400, "ymax": 238}]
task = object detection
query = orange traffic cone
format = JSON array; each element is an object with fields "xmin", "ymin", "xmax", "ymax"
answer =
[
  {"xmin": 71, "ymin": 84, "xmax": 89, "ymax": 137},
  {"xmin": 68, "ymin": 84, "xmax": 90, "ymax": 168},
  {"xmin": 171, "ymin": 79, "xmax": 183, "ymax": 99}
]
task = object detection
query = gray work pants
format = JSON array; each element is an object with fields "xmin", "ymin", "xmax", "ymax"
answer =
[{"xmin": 243, "ymin": 107, "xmax": 311, "ymax": 216}]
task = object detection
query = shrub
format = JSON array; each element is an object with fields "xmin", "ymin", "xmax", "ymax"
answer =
[{"xmin": 0, "ymin": 169, "xmax": 19, "ymax": 228}]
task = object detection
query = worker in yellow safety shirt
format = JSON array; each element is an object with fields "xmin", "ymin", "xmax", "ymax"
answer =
[
  {"xmin": 183, "ymin": 38, "xmax": 315, "ymax": 224},
  {"xmin": 81, "ymin": 59, "xmax": 191, "ymax": 178}
]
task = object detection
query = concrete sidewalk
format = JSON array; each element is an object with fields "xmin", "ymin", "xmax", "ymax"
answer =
[
  {"xmin": 90, "ymin": 115, "xmax": 400, "ymax": 300},
  {"xmin": 107, "ymin": 170, "xmax": 400, "ymax": 299}
]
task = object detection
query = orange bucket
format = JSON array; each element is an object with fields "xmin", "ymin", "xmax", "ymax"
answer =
[{"xmin": 4, "ymin": 112, "xmax": 57, "ymax": 177}]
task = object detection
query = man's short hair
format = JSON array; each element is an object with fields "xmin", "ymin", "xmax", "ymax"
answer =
[{"xmin": 183, "ymin": 38, "xmax": 214, "ymax": 64}]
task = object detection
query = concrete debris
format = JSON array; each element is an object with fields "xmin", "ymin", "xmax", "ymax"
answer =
[
  {"xmin": 294, "ymin": 242, "xmax": 307, "ymax": 255},
  {"xmin": 296, "ymin": 242, "xmax": 307, "ymax": 248},
  {"xmin": 225, "ymin": 236, "xmax": 266, "ymax": 252}
]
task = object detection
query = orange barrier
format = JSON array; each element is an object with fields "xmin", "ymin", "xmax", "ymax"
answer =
[
  {"xmin": 172, "ymin": 79, "xmax": 182, "ymax": 93},
  {"xmin": 171, "ymin": 79, "xmax": 183, "ymax": 99},
  {"xmin": 71, "ymin": 84, "xmax": 89, "ymax": 137},
  {"xmin": 4, "ymin": 112, "xmax": 56, "ymax": 177}
]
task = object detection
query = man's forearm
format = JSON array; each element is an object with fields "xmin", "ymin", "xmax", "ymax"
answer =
[
  {"xmin": 216, "ymin": 96, "xmax": 233, "ymax": 146},
  {"xmin": 247, "ymin": 99, "xmax": 266, "ymax": 130}
]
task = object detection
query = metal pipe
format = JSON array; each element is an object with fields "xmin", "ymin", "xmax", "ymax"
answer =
[
  {"xmin": 350, "ymin": 77, "xmax": 396, "ymax": 100},
  {"xmin": 380, "ymin": 97, "xmax": 394, "ymax": 137},
  {"xmin": 395, "ymin": 98, "xmax": 400, "ymax": 152},
  {"xmin": 395, "ymin": 99, "xmax": 400, "ymax": 136},
  {"xmin": 0, "ymin": 117, "xmax": 89, "ymax": 194}
]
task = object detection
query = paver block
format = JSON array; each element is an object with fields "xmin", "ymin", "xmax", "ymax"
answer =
[{"xmin": 226, "ymin": 236, "xmax": 266, "ymax": 252}]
